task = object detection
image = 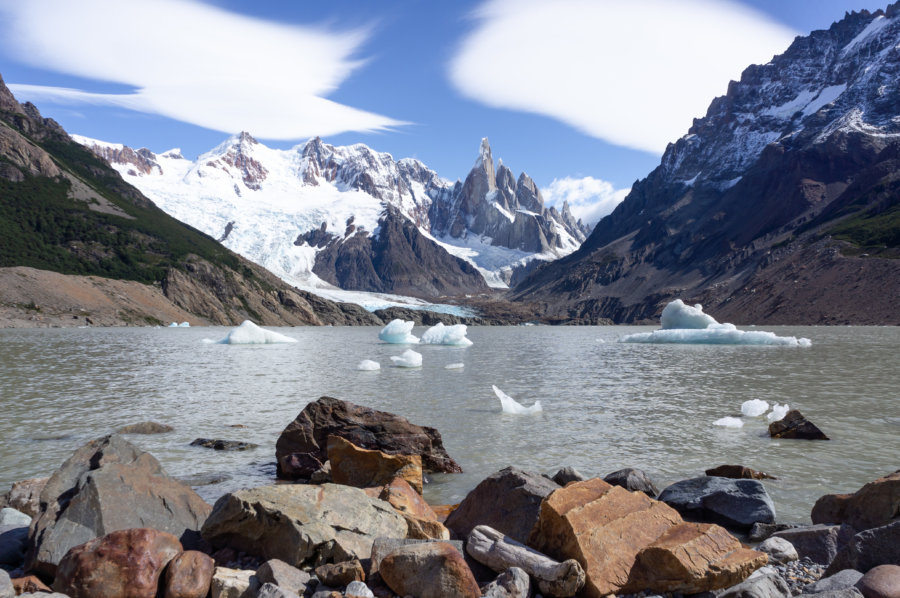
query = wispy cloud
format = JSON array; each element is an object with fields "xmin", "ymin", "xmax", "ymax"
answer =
[
  {"xmin": 450, "ymin": 0, "xmax": 797, "ymax": 154},
  {"xmin": 542, "ymin": 176, "xmax": 629, "ymax": 226},
  {"xmin": 0, "ymin": 0, "xmax": 406, "ymax": 139}
]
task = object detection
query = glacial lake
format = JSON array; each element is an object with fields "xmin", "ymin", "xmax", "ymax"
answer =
[{"xmin": 1, "ymin": 325, "xmax": 897, "ymax": 526}]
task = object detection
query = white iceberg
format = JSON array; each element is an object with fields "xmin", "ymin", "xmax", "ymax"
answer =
[
  {"xmin": 713, "ymin": 416, "xmax": 744, "ymax": 428},
  {"xmin": 357, "ymin": 360, "xmax": 381, "ymax": 371},
  {"xmin": 390, "ymin": 349, "xmax": 422, "ymax": 368},
  {"xmin": 445, "ymin": 362, "xmax": 465, "ymax": 369},
  {"xmin": 767, "ymin": 403, "xmax": 790, "ymax": 422},
  {"xmin": 378, "ymin": 319, "xmax": 420, "ymax": 344},
  {"xmin": 179, "ymin": 322, "xmax": 190, "ymax": 327},
  {"xmin": 217, "ymin": 320, "xmax": 298, "ymax": 345},
  {"xmin": 421, "ymin": 323, "xmax": 473, "ymax": 346},
  {"xmin": 741, "ymin": 399, "xmax": 770, "ymax": 417},
  {"xmin": 492, "ymin": 385, "xmax": 542, "ymax": 414},
  {"xmin": 619, "ymin": 300, "xmax": 811, "ymax": 346}
]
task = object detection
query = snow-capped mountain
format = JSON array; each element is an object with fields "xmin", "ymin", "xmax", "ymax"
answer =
[
  {"xmin": 75, "ymin": 133, "xmax": 588, "ymax": 300},
  {"xmin": 514, "ymin": 4, "xmax": 900, "ymax": 324}
]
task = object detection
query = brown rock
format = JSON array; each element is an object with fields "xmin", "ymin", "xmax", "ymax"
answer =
[
  {"xmin": 432, "ymin": 504, "xmax": 459, "ymax": 523},
  {"xmin": 629, "ymin": 523, "xmax": 768, "ymax": 593},
  {"xmin": 768, "ymin": 409, "xmax": 829, "ymax": 439},
  {"xmin": 53, "ymin": 528, "xmax": 183, "ymax": 598},
  {"xmin": 164, "ymin": 550, "xmax": 215, "ymax": 598},
  {"xmin": 857, "ymin": 564, "xmax": 900, "ymax": 598},
  {"xmin": 328, "ymin": 436, "xmax": 423, "ymax": 494},
  {"xmin": 376, "ymin": 477, "xmax": 449, "ymax": 540},
  {"xmin": 379, "ymin": 542, "xmax": 480, "ymax": 598},
  {"xmin": 314, "ymin": 559, "xmax": 365, "ymax": 587},
  {"xmin": 12, "ymin": 575, "xmax": 52, "ymax": 594},
  {"xmin": 275, "ymin": 397, "xmax": 461, "ymax": 479},
  {"xmin": 705, "ymin": 465, "xmax": 777, "ymax": 480},
  {"xmin": 116, "ymin": 422, "xmax": 174, "ymax": 435},
  {"xmin": 256, "ymin": 559, "xmax": 311, "ymax": 595},
  {"xmin": 811, "ymin": 470, "xmax": 900, "ymax": 531},
  {"xmin": 4, "ymin": 478, "xmax": 48, "ymax": 518}
]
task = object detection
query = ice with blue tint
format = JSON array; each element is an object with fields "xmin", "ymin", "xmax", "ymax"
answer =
[
  {"xmin": 390, "ymin": 349, "xmax": 422, "ymax": 368},
  {"xmin": 492, "ymin": 385, "xmax": 542, "ymax": 414},
  {"xmin": 357, "ymin": 360, "xmax": 380, "ymax": 371},
  {"xmin": 378, "ymin": 319, "xmax": 420, "ymax": 344},
  {"xmin": 768, "ymin": 403, "xmax": 790, "ymax": 422},
  {"xmin": 714, "ymin": 416, "xmax": 745, "ymax": 428},
  {"xmin": 619, "ymin": 300, "xmax": 811, "ymax": 346},
  {"xmin": 445, "ymin": 363, "xmax": 465, "ymax": 369},
  {"xmin": 741, "ymin": 399, "xmax": 770, "ymax": 417},
  {"xmin": 169, "ymin": 321, "xmax": 191, "ymax": 327},
  {"xmin": 217, "ymin": 320, "xmax": 297, "ymax": 345},
  {"xmin": 421, "ymin": 323, "xmax": 473, "ymax": 346}
]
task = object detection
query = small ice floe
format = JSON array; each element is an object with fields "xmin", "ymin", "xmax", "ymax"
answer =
[
  {"xmin": 445, "ymin": 362, "xmax": 465, "ymax": 370},
  {"xmin": 169, "ymin": 321, "xmax": 190, "ymax": 328},
  {"xmin": 217, "ymin": 321, "xmax": 298, "ymax": 345},
  {"xmin": 357, "ymin": 360, "xmax": 381, "ymax": 371},
  {"xmin": 379, "ymin": 319, "xmax": 420, "ymax": 344},
  {"xmin": 741, "ymin": 399, "xmax": 770, "ymax": 417},
  {"xmin": 421, "ymin": 323, "xmax": 473, "ymax": 346},
  {"xmin": 713, "ymin": 416, "xmax": 745, "ymax": 428},
  {"xmin": 619, "ymin": 300, "xmax": 811, "ymax": 346},
  {"xmin": 767, "ymin": 403, "xmax": 790, "ymax": 422},
  {"xmin": 492, "ymin": 385, "xmax": 542, "ymax": 414},
  {"xmin": 390, "ymin": 349, "xmax": 423, "ymax": 368}
]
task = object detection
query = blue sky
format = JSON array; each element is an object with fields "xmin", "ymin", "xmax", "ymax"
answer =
[{"xmin": 0, "ymin": 0, "xmax": 888, "ymax": 223}]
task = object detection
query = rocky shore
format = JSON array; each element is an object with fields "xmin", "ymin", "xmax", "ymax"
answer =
[{"xmin": 1, "ymin": 397, "xmax": 897, "ymax": 598}]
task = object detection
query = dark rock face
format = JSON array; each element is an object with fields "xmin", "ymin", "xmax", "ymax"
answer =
[
  {"xmin": 826, "ymin": 520, "xmax": 900, "ymax": 575},
  {"xmin": 189, "ymin": 438, "xmax": 258, "ymax": 451},
  {"xmin": 275, "ymin": 397, "xmax": 461, "ymax": 479},
  {"xmin": 657, "ymin": 476, "xmax": 776, "ymax": 531},
  {"xmin": 772, "ymin": 524, "xmax": 855, "ymax": 565},
  {"xmin": 705, "ymin": 465, "xmax": 777, "ymax": 480},
  {"xmin": 769, "ymin": 410, "xmax": 830, "ymax": 439}
]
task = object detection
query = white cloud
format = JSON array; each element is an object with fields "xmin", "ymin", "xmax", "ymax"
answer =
[
  {"xmin": 450, "ymin": 0, "xmax": 797, "ymax": 154},
  {"xmin": 542, "ymin": 176, "xmax": 630, "ymax": 226},
  {"xmin": 0, "ymin": 0, "xmax": 406, "ymax": 139}
]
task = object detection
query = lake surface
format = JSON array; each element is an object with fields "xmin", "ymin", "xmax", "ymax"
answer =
[{"xmin": 1, "ymin": 325, "xmax": 897, "ymax": 525}]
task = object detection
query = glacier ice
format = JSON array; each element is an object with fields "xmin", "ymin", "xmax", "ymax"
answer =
[
  {"xmin": 445, "ymin": 362, "xmax": 465, "ymax": 369},
  {"xmin": 714, "ymin": 416, "xmax": 745, "ymax": 428},
  {"xmin": 741, "ymin": 399, "xmax": 770, "ymax": 417},
  {"xmin": 492, "ymin": 385, "xmax": 542, "ymax": 414},
  {"xmin": 379, "ymin": 319, "xmax": 420, "ymax": 344},
  {"xmin": 421, "ymin": 323, "xmax": 473, "ymax": 346},
  {"xmin": 217, "ymin": 320, "xmax": 298, "ymax": 345},
  {"xmin": 390, "ymin": 349, "xmax": 422, "ymax": 368},
  {"xmin": 768, "ymin": 403, "xmax": 790, "ymax": 422},
  {"xmin": 357, "ymin": 359, "xmax": 381, "ymax": 371},
  {"xmin": 619, "ymin": 300, "xmax": 812, "ymax": 346},
  {"xmin": 169, "ymin": 321, "xmax": 190, "ymax": 328}
]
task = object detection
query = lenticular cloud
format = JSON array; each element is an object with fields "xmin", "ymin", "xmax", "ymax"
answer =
[{"xmin": 619, "ymin": 300, "xmax": 811, "ymax": 346}]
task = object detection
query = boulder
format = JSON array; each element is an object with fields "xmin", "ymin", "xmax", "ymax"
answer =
[
  {"xmin": 116, "ymin": 422, "xmax": 174, "ymax": 435},
  {"xmin": 0, "ymin": 570, "xmax": 11, "ymax": 598},
  {"xmin": 0, "ymin": 524, "xmax": 28, "ymax": 566},
  {"xmin": 826, "ymin": 521, "xmax": 900, "ymax": 575},
  {"xmin": 705, "ymin": 465, "xmax": 777, "ymax": 480},
  {"xmin": 481, "ymin": 567, "xmax": 531, "ymax": 598},
  {"xmin": 258, "ymin": 583, "xmax": 302, "ymax": 598},
  {"xmin": 255, "ymin": 559, "xmax": 311, "ymax": 595},
  {"xmin": 328, "ymin": 435, "xmax": 423, "ymax": 493},
  {"xmin": 379, "ymin": 542, "xmax": 481, "ymax": 598},
  {"xmin": 275, "ymin": 397, "xmax": 461, "ymax": 479},
  {"xmin": 372, "ymin": 477, "xmax": 448, "ymax": 540},
  {"xmin": 856, "ymin": 565, "xmax": 900, "ymax": 598},
  {"xmin": 444, "ymin": 467, "xmax": 559, "ymax": 544},
  {"xmin": 772, "ymin": 524, "xmax": 854, "ymax": 565},
  {"xmin": 314, "ymin": 559, "xmax": 365, "ymax": 587},
  {"xmin": 811, "ymin": 471, "xmax": 900, "ymax": 531},
  {"xmin": 345, "ymin": 580, "xmax": 374, "ymax": 598},
  {"xmin": 768, "ymin": 410, "xmax": 829, "ymax": 440},
  {"xmin": 0, "ymin": 508, "xmax": 30, "ymax": 527},
  {"xmin": 657, "ymin": 476, "xmax": 776, "ymax": 530},
  {"xmin": 163, "ymin": 550, "xmax": 215, "ymax": 598},
  {"xmin": 3, "ymin": 478, "xmax": 47, "ymax": 518},
  {"xmin": 369, "ymin": 537, "xmax": 465, "ymax": 576},
  {"xmin": 749, "ymin": 522, "xmax": 796, "ymax": 542},
  {"xmin": 210, "ymin": 567, "xmax": 259, "ymax": 598},
  {"xmin": 52, "ymin": 528, "xmax": 183, "ymax": 598},
  {"xmin": 551, "ymin": 467, "xmax": 586, "ymax": 487},
  {"xmin": 26, "ymin": 435, "xmax": 211, "ymax": 578},
  {"xmin": 717, "ymin": 570, "xmax": 791, "ymax": 598},
  {"xmin": 190, "ymin": 439, "xmax": 258, "ymax": 451},
  {"xmin": 757, "ymin": 537, "xmax": 798, "ymax": 564},
  {"xmin": 603, "ymin": 468, "xmax": 659, "ymax": 497},
  {"xmin": 201, "ymin": 484, "xmax": 407, "ymax": 568},
  {"xmin": 803, "ymin": 569, "xmax": 864, "ymax": 594}
]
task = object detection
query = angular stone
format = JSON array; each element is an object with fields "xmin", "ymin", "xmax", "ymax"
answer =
[
  {"xmin": 164, "ymin": 550, "xmax": 215, "ymax": 598},
  {"xmin": 757, "ymin": 536, "xmax": 798, "ymax": 564},
  {"xmin": 116, "ymin": 422, "xmax": 174, "ymax": 435},
  {"xmin": 210, "ymin": 567, "xmax": 259, "ymax": 598},
  {"xmin": 481, "ymin": 567, "xmax": 531, "ymax": 598},
  {"xmin": 369, "ymin": 537, "xmax": 465, "ymax": 576},
  {"xmin": 256, "ymin": 559, "xmax": 311, "ymax": 595},
  {"xmin": 275, "ymin": 397, "xmax": 461, "ymax": 479},
  {"xmin": 379, "ymin": 542, "xmax": 481, "ymax": 598},
  {"xmin": 826, "ymin": 521, "xmax": 900, "ymax": 575},
  {"xmin": 53, "ymin": 528, "xmax": 183, "ymax": 598},
  {"xmin": 855, "ymin": 565, "xmax": 900, "ymax": 598},
  {"xmin": 658, "ymin": 476, "xmax": 776, "ymax": 530},
  {"xmin": 768, "ymin": 409, "xmax": 829, "ymax": 440},
  {"xmin": 603, "ymin": 468, "xmax": 659, "ymax": 497},
  {"xmin": 315, "ymin": 559, "xmax": 365, "ymax": 587},
  {"xmin": 26, "ymin": 435, "xmax": 211, "ymax": 578},
  {"xmin": 717, "ymin": 571, "xmax": 791, "ymax": 598},
  {"xmin": 201, "ymin": 484, "xmax": 407, "ymax": 568},
  {"xmin": 551, "ymin": 467, "xmax": 586, "ymax": 487},
  {"xmin": 257, "ymin": 583, "xmax": 302, "ymax": 598},
  {"xmin": 445, "ymin": 467, "xmax": 559, "ymax": 544},
  {"xmin": 328, "ymin": 435, "xmax": 423, "ymax": 493},
  {"xmin": 0, "ymin": 508, "xmax": 30, "ymax": 527},
  {"xmin": 4, "ymin": 478, "xmax": 47, "ymax": 518},
  {"xmin": 749, "ymin": 522, "xmax": 795, "ymax": 542},
  {"xmin": 803, "ymin": 569, "xmax": 864, "ymax": 594},
  {"xmin": 280, "ymin": 453, "xmax": 325, "ymax": 479},
  {"xmin": 374, "ymin": 477, "xmax": 448, "ymax": 540},
  {"xmin": 811, "ymin": 471, "xmax": 900, "ymax": 531},
  {"xmin": 772, "ymin": 524, "xmax": 854, "ymax": 565},
  {"xmin": 705, "ymin": 465, "xmax": 777, "ymax": 480}
]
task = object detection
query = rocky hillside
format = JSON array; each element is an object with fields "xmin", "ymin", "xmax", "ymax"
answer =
[
  {"xmin": 0, "ymin": 73, "xmax": 380, "ymax": 327},
  {"xmin": 514, "ymin": 5, "xmax": 900, "ymax": 325}
]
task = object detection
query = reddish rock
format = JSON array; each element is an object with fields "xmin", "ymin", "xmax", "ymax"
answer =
[
  {"xmin": 432, "ymin": 504, "xmax": 459, "ymax": 523},
  {"xmin": 768, "ymin": 409, "xmax": 829, "ymax": 440},
  {"xmin": 328, "ymin": 436, "xmax": 423, "ymax": 493},
  {"xmin": 314, "ymin": 559, "xmax": 365, "ymax": 587},
  {"xmin": 705, "ymin": 465, "xmax": 777, "ymax": 480},
  {"xmin": 164, "ymin": 550, "xmax": 215, "ymax": 598},
  {"xmin": 376, "ymin": 478, "xmax": 449, "ymax": 540},
  {"xmin": 812, "ymin": 470, "xmax": 900, "ymax": 531},
  {"xmin": 12, "ymin": 575, "xmax": 52, "ymax": 594},
  {"xmin": 53, "ymin": 528, "xmax": 183, "ymax": 598},
  {"xmin": 857, "ymin": 564, "xmax": 900, "ymax": 598},
  {"xmin": 379, "ymin": 542, "xmax": 480, "ymax": 598}
]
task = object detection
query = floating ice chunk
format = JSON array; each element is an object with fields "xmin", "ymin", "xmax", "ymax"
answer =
[
  {"xmin": 357, "ymin": 360, "xmax": 380, "ymax": 371},
  {"xmin": 217, "ymin": 320, "xmax": 298, "ymax": 345},
  {"xmin": 168, "ymin": 322, "xmax": 178, "ymax": 327},
  {"xmin": 390, "ymin": 349, "xmax": 422, "ymax": 368},
  {"xmin": 179, "ymin": 322, "xmax": 190, "ymax": 327},
  {"xmin": 714, "ymin": 416, "xmax": 745, "ymax": 428},
  {"xmin": 660, "ymin": 299, "xmax": 719, "ymax": 329},
  {"xmin": 767, "ymin": 403, "xmax": 790, "ymax": 422},
  {"xmin": 492, "ymin": 385, "xmax": 542, "ymax": 414},
  {"xmin": 379, "ymin": 319, "xmax": 420, "ymax": 344},
  {"xmin": 421, "ymin": 323, "xmax": 473, "ymax": 346},
  {"xmin": 445, "ymin": 362, "xmax": 465, "ymax": 369},
  {"xmin": 741, "ymin": 399, "xmax": 770, "ymax": 417}
]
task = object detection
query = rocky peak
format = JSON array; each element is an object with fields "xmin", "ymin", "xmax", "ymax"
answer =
[
  {"xmin": 210, "ymin": 131, "xmax": 267, "ymax": 190},
  {"xmin": 0, "ymin": 73, "xmax": 23, "ymax": 114}
]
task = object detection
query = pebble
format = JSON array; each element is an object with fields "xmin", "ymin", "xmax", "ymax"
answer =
[{"xmin": 773, "ymin": 556, "xmax": 825, "ymax": 595}]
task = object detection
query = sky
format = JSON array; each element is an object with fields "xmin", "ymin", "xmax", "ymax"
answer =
[{"xmin": 0, "ymin": 0, "xmax": 889, "ymax": 224}]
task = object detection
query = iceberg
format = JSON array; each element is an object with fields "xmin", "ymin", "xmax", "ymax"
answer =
[
  {"xmin": 445, "ymin": 362, "xmax": 465, "ymax": 369},
  {"xmin": 357, "ymin": 359, "xmax": 380, "ymax": 371},
  {"xmin": 170, "ymin": 321, "xmax": 190, "ymax": 327},
  {"xmin": 768, "ymin": 403, "xmax": 790, "ymax": 422},
  {"xmin": 390, "ymin": 349, "xmax": 423, "ymax": 368},
  {"xmin": 217, "ymin": 320, "xmax": 298, "ymax": 345},
  {"xmin": 421, "ymin": 323, "xmax": 473, "ymax": 346},
  {"xmin": 619, "ymin": 300, "xmax": 811, "ymax": 346},
  {"xmin": 714, "ymin": 416, "xmax": 744, "ymax": 428},
  {"xmin": 492, "ymin": 385, "xmax": 542, "ymax": 414},
  {"xmin": 741, "ymin": 399, "xmax": 769, "ymax": 417},
  {"xmin": 379, "ymin": 319, "xmax": 420, "ymax": 344}
]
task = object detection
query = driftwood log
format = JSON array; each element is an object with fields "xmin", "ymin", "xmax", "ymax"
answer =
[{"xmin": 466, "ymin": 525, "xmax": 585, "ymax": 597}]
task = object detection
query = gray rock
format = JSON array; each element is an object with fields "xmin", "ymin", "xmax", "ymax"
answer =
[
  {"xmin": 25, "ymin": 435, "xmax": 211, "ymax": 579},
  {"xmin": 550, "ymin": 467, "xmax": 585, "ymax": 487},
  {"xmin": 801, "ymin": 591, "xmax": 863, "ymax": 598},
  {"xmin": 0, "ymin": 509, "xmax": 30, "ymax": 527},
  {"xmin": 657, "ymin": 476, "xmax": 776, "ymax": 530},
  {"xmin": 802, "ymin": 569, "xmax": 864, "ymax": 594},
  {"xmin": 758, "ymin": 537, "xmax": 799, "ymax": 564},
  {"xmin": 116, "ymin": 421, "xmax": 174, "ymax": 434},
  {"xmin": 0, "ymin": 524, "xmax": 28, "ymax": 565},
  {"xmin": 826, "ymin": 520, "xmax": 900, "ymax": 575},
  {"xmin": 370, "ymin": 537, "xmax": 465, "ymax": 575},
  {"xmin": 750, "ymin": 522, "xmax": 796, "ymax": 542},
  {"xmin": 256, "ymin": 559, "xmax": 311, "ymax": 595},
  {"xmin": 211, "ymin": 567, "xmax": 260, "ymax": 598},
  {"xmin": 190, "ymin": 438, "xmax": 259, "ymax": 451},
  {"xmin": 201, "ymin": 484, "xmax": 407, "ymax": 568},
  {"xmin": 2, "ymin": 479, "xmax": 46, "ymax": 519},
  {"xmin": 603, "ymin": 468, "xmax": 659, "ymax": 497},
  {"xmin": 773, "ymin": 524, "xmax": 855, "ymax": 566},
  {"xmin": 257, "ymin": 582, "xmax": 302, "ymax": 598},
  {"xmin": 481, "ymin": 567, "xmax": 532, "ymax": 598},
  {"xmin": 719, "ymin": 572, "xmax": 791, "ymax": 598},
  {"xmin": 345, "ymin": 580, "xmax": 375, "ymax": 598},
  {"xmin": 0, "ymin": 569, "xmax": 13, "ymax": 598}
]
